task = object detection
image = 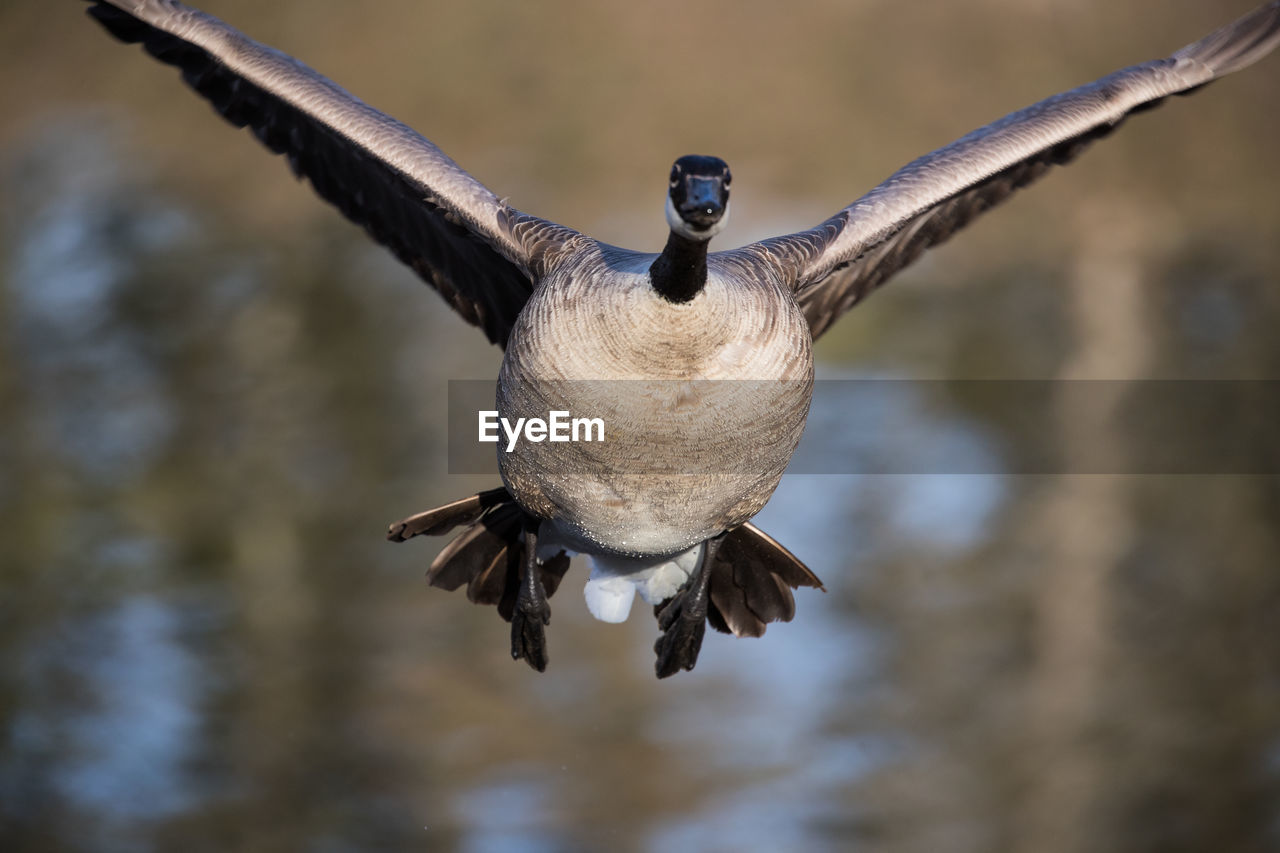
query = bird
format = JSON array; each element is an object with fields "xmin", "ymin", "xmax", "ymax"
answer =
[{"xmin": 83, "ymin": 0, "xmax": 1280, "ymax": 678}]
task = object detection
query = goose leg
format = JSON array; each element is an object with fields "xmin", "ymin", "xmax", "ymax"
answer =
[
  {"xmin": 511, "ymin": 515, "xmax": 551, "ymax": 672},
  {"xmin": 653, "ymin": 532, "xmax": 724, "ymax": 678}
]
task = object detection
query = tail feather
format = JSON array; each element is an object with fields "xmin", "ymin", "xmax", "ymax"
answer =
[
  {"xmin": 468, "ymin": 541, "xmax": 570, "ymax": 622},
  {"xmin": 387, "ymin": 486, "xmax": 511, "ymax": 541},
  {"xmin": 427, "ymin": 502, "xmax": 522, "ymax": 591},
  {"xmin": 705, "ymin": 522, "xmax": 825, "ymax": 638},
  {"xmin": 390, "ymin": 487, "xmax": 570, "ymax": 624},
  {"xmin": 468, "ymin": 542, "xmax": 518, "ymax": 613},
  {"xmin": 394, "ymin": 491, "xmax": 819, "ymax": 637}
]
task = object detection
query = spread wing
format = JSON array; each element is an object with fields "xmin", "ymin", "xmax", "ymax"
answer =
[
  {"xmin": 744, "ymin": 2, "xmax": 1280, "ymax": 340},
  {"xmin": 85, "ymin": 0, "xmax": 582, "ymax": 347}
]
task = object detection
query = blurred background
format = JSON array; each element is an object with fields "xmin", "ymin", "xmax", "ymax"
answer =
[{"xmin": 2, "ymin": 1, "xmax": 1279, "ymax": 850}]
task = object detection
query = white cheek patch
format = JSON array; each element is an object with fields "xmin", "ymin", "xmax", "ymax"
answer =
[{"xmin": 665, "ymin": 195, "xmax": 730, "ymax": 241}]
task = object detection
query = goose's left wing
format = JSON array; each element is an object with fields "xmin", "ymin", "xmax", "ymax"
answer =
[{"xmin": 744, "ymin": 2, "xmax": 1280, "ymax": 340}]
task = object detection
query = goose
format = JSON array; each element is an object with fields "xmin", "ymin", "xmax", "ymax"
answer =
[{"xmin": 84, "ymin": 0, "xmax": 1280, "ymax": 678}]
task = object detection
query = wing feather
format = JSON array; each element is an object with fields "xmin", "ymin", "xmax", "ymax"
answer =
[
  {"xmin": 744, "ymin": 2, "xmax": 1280, "ymax": 339},
  {"xmin": 86, "ymin": 0, "xmax": 582, "ymax": 346}
]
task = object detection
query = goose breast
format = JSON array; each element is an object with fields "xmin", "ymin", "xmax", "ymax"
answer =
[{"xmin": 497, "ymin": 248, "xmax": 814, "ymax": 556}]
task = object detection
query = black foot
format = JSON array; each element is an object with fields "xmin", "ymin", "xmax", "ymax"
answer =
[
  {"xmin": 653, "ymin": 533, "xmax": 723, "ymax": 679},
  {"xmin": 654, "ymin": 594, "xmax": 707, "ymax": 678},
  {"xmin": 511, "ymin": 595, "xmax": 550, "ymax": 672},
  {"xmin": 510, "ymin": 516, "xmax": 551, "ymax": 672}
]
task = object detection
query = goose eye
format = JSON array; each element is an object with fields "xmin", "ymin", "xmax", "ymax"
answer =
[
  {"xmin": 669, "ymin": 167, "xmax": 680, "ymax": 186},
  {"xmin": 724, "ymin": 171, "xmax": 732, "ymax": 187}
]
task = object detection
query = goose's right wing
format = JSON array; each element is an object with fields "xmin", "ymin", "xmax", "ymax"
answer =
[
  {"xmin": 745, "ymin": 2, "xmax": 1280, "ymax": 340},
  {"xmin": 85, "ymin": 0, "xmax": 582, "ymax": 347}
]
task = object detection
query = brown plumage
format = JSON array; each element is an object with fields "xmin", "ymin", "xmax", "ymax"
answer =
[{"xmin": 86, "ymin": 0, "xmax": 1280, "ymax": 676}]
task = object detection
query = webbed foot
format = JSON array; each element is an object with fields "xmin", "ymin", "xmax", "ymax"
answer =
[
  {"xmin": 510, "ymin": 516, "xmax": 551, "ymax": 672},
  {"xmin": 654, "ymin": 594, "xmax": 708, "ymax": 678},
  {"xmin": 653, "ymin": 532, "xmax": 724, "ymax": 678}
]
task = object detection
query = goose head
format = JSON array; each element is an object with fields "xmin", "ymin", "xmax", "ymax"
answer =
[{"xmin": 664, "ymin": 154, "xmax": 731, "ymax": 241}]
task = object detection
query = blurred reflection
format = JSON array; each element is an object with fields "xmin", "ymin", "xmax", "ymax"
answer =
[{"xmin": 4, "ymin": 4, "xmax": 1280, "ymax": 850}]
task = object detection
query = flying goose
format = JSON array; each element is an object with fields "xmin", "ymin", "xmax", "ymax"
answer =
[{"xmin": 85, "ymin": 0, "xmax": 1280, "ymax": 677}]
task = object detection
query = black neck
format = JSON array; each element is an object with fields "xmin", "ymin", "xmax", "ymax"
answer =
[{"xmin": 649, "ymin": 231, "xmax": 708, "ymax": 303}]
